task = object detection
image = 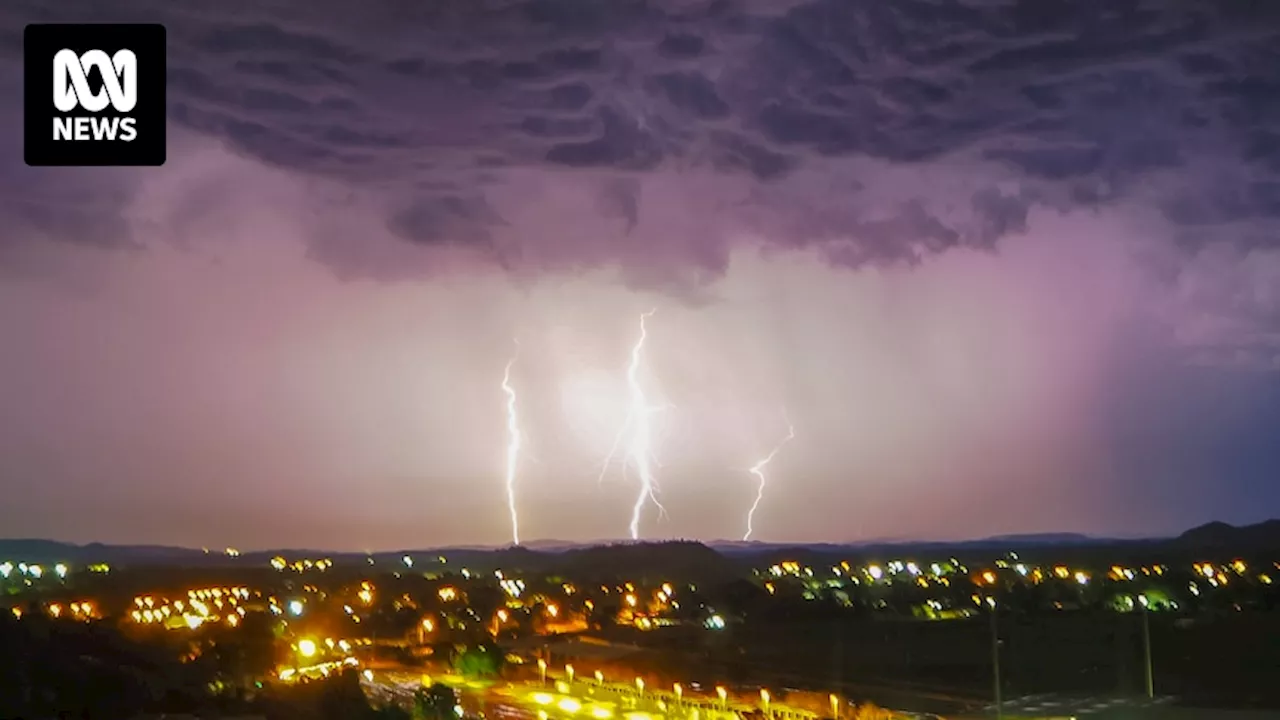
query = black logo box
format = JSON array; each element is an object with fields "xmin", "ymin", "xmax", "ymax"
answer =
[{"xmin": 24, "ymin": 23, "xmax": 166, "ymax": 167}]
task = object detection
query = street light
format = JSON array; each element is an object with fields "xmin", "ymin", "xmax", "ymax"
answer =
[
  {"xmin": 716, "ymin": 686, "xmax": 728, "ymax": 711},
  {"xmin": 566, "ymin": 664, "xmax": 575, "ymax": 684},
  {"xmin": 1139, "ymin": 594, "xmax": 1154, "ymax": 699},
  {"xmin": 829, "ymin": 694, "xmax": 840, "ymax": 720},
  {"xmin": 990, "ymin": 597, "xmax": 1002, "ymax": 720},
  {"xmin": 595, "ymin": 670, "xmax": 605, "ymax": 686},
  {"xmin": 760, "ymin": 689, "xmax": 771, "ymax": 719},
  {"xmin": 635, "ymin": 677, "xmax": 645, "ymax": 695},
  {"xmin": 538, "ymin": 658, "xmax": 547, "ymax": 685},
  {"xmin": 674, "ymin": 683, "xmax": 683, "ymax": 706}
]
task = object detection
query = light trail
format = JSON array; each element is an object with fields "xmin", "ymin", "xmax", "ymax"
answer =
[
  {"xmin": 597, "ymin": 310, "xmax": 668, "ymax": 539},
  {"xmin": 501, "ymin": 343, "xmax": 522, "ymax": 546},
  {"xmin": 743, "ymin": 414, "xmax": 795, "ymax": 542}
]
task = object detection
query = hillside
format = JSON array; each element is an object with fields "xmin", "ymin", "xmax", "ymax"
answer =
[
  {"xmin": 1178, "ymin": 520, "xmax": 1280, "ymax": 549},
  {"xmin": 3, "ymin": 519, "xmax": 1277, "ymax": 570}
]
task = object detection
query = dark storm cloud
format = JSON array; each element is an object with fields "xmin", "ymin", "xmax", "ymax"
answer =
[
  {"xmin": 0, "ymin": 20, "xmax": 141, "ymax": 256},
  {"xmin": 3, "ymin": 0, "xmax": 1280, "ymax": 273}
]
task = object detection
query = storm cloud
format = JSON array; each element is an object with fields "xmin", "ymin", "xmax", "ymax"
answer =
[{"xmin": 1, "ymin": 0, "xmax": 1279, "ymax": 547}]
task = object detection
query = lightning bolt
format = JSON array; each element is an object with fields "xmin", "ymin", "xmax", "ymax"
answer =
[
  {"xmin": 743, "ymin": 414, "xmax": 795, "ymax": 542},
  {"xmin": 597, "ymin": 310, "xmax": 668, "ymax": 539},
  {"xmin": 502, "ymin": 344, "xmax": 522, "ymax": 547}
]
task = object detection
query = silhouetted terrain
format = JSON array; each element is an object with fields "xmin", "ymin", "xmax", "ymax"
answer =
[
  {"xmin": 1177, "ymin": 520, "xmax": 1280, "ymax": 549},
  {"xmin": 5, "ymin": 519, "xmax": 1276, "ymax": 570}
]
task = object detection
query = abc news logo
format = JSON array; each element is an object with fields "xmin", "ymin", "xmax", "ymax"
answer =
[
  {"xmin": 53, "ymin": 49, "xmax": 139, "ymax": 142},
  {"xmin": 24, "ymin": 24, "xmax": 166, "ymax": 167}
]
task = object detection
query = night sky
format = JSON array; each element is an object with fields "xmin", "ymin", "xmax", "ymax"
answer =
[{"xmin": 1, "ymin": 0, "xmax": 1279, "ymax": 550}]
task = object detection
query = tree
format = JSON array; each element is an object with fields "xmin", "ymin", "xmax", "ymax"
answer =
[
  {"xmin": 412, "ymin": 683, "xmax": 457, "ymax": 720},
  {"xmin": 207, "ymin": 612, "xmax": 278, "ymax": 691},
  {"xmin": 453, "ymin": 645, "xmax": 502, "ymax": 679},
  {"xmin": 851, "ymin": 702, "xmax": 894, "ymax": 720}
]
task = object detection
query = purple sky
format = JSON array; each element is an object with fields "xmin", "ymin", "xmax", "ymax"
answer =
[{"xmin": 1, "ymin": 0, "xmax": 1279, "ymax": 550}]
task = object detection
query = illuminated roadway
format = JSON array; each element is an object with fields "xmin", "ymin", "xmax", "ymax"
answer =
[{"xmin": 362, "ymin": 669, "xmax": 829, "ymax": 720}]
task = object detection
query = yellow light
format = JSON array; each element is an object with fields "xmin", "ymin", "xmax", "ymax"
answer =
[
  {"xmin": 591, "ymin": 708, "xmax": 612, "ymax": 719},
  {"xmin": 595, "ymin": 670, "xmax": 604, "ymax": 683},
  {"xmin": 538, "ymin": 658, "xmax": 547, "ymax": 671},
  {"xmin": 546, "ymin": 603, "xmax": 559, "ymax": 617},
  {"xmin": 532, "ymin": 693, "xmax": 554, "ymax": 705},
  {"xmin": 557, "ymin": 699, "xmax": 582, "ymax": 713},
  {"xmin": 565, "ymin": 664, "xmax": 574, "ymax": 679},
  {"xmin": 673, "ymin": 683, "xmax": 682, "ymax": 698},
  {"xmin": 635, "ymin": 677, "xmax": 645, "ymax": 692},
  {"xmin": 298, "ymin": 639, "xmax": 318, "ymax": 658},
  {"xmin": 760, "ymin": 689, "xmax": 770, "ymax": 704},
  {"xmin": 716, "ymin": 686, "xmax": 727, "ymax": 701},
  {"xmin": 982, "ymin": 571, "xmax": 996, "ymax": 585}
]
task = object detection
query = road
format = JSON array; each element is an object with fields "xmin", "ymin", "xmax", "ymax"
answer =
[{"xmin": 362, "ymin": 668, "xmax": 826, "ymax": 720}]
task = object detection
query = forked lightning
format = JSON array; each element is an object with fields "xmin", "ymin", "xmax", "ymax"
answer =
[
  {"xmin": 743, "ymin": 415, "xmax": 795, "ymax": 541},
  {"xmin": 501, "ymin": 344, "xmax": 523, "ymax": 546},
  {"xmin": 597, "ymin": 310, "xmax": 668, "ymax": 539}
]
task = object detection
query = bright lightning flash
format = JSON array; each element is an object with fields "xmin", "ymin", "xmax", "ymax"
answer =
[
  {"xmin": 598, "ymin": 310, "xmax": 668, "ymax": 540},
  {"xmin": 501, "ymin": 347, "xmax": 522, "ymax": 546},
  {"xmin": 743, "ymin": 417, "xmax": 795, "ymax": 542}
]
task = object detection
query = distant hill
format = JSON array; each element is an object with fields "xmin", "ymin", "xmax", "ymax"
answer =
[
  {"xmin": 2, "ymin": 520, "xmax": 1273, "ymax": 569},
  {"xmin": 709, "ymin": 532, "xmax": 1114, "ymax": 558},
  {"xmin": 549, "ymin": 540, "xmax": 740, "ymax": 583},
  {"xmin": 0, "ymin": 539, "xmax": 209, "ymax": 565},
  {"xmin": 1177, "ymin": 520, "xmax": 1280, "ymax": 549},
  {"xmin": 976, "ymin": 532, "xmax": 1104, "ymax": 545}
]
